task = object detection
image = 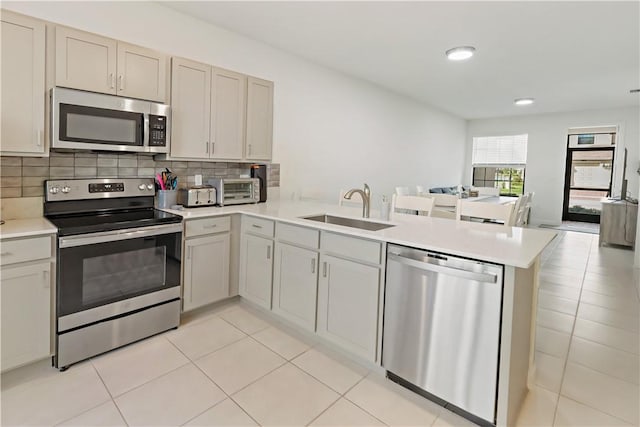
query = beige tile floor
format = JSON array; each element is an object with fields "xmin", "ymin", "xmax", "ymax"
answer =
[
  {"xmin": 1, "ymin": 230, "xmax": 638, "ymax": 426},
  {"xmin": 530, "ymin": 230, "xmax": 639, "ymax": 427}
]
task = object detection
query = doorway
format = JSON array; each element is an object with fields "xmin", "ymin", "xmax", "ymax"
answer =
[{"xmin": 562, "ymin": 147, "xmax": 615, "ymax": 223}]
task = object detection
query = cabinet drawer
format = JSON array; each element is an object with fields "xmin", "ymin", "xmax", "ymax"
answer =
[
  {"xmin": 321, "ymin": 232, "xmax": 381, "ymax": 265},
  {"xmin": 243, "ymin": 216, "xmax": 274, "ymax": 238},
  {"xmin": 185, "ymin": 216, "xmax": 230, "ymax": 238},
  {"xmin": 0, "ymin": 235, "xmax": 52, "ymax": 266},
  {"xmin": 276, "ymin": 222, "xmax": 319, "ymax": 249}
]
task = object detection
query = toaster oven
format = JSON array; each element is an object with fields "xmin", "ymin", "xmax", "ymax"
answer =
[{"xmin": 208, "ymin": 178, "xmax": 260, "ymax": 206}]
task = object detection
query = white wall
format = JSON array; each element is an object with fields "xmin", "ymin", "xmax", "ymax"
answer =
[
  {"xmin": 465, "ymin": 107, "xmax": 639, "ymax": 227},
  {"xmin": 3, "ymin": 1, "xmax": 467, "ymax": 208}
]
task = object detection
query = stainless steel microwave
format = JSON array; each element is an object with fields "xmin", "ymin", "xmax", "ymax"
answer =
[
  {"xmin": 208, "ymin": 178, "xmax": 260, "ymax": 206},
  {"xmin": 51, "ymin": 87, "xmax": 170, "ymax": 153}
]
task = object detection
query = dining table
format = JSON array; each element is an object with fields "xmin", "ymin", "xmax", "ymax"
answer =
[{"xmin": 467, "ymin": 195, "xmax": 519, "ymax": 205}]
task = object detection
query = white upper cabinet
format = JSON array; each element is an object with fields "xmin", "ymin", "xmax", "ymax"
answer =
[
  {"xmin": 116, "ymin": 42, "xmax": 167, "ymax": 102},
  {"xmin": 170, "ymin": 60, "xmax": 274, "ymax": 162},
  {"xmin": 56, "ymin": 27, "xmax": 167, "ymax": 102},
  {"xmin": 55, "ymin": 26, "xmax": 117, "ymax": 95},
  {"xmin": 210, "ymin": 67, "xmax": 246, "ymax": 160},
  {"xmin": 245, "ymin": 76, "xmax": 274, "ymax": 160},
  {"xmin": 1, "ymin": 11, "xmax": 46, "ymax": 154},
  {"xmin": 170, "ymin": 57, "xmax": 211, "ymax": 158}
]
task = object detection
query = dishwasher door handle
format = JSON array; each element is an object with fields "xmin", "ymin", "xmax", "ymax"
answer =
[{"xmin": 388, "ymin": 253, "xmax": 498, "ymax": 283}]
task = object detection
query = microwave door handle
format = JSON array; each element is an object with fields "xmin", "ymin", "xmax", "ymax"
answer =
[{"xmin": 142, "ymin": 114, "xmax": 149, "ymax": 149}]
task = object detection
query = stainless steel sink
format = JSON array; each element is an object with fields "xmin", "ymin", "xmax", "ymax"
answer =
[{"xmin": 301, "ymin": 214, "xmax": 395, "ymax": 231}]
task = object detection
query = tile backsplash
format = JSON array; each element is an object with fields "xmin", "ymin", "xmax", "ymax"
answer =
[{"xmin": 0, "ymin": 152, "xmax": 280, "ymax": 198}]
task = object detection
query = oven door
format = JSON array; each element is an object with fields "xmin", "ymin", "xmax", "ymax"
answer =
[{"xmin": 57, "ymin": 224, "xmax": 182, "ymax": 331}]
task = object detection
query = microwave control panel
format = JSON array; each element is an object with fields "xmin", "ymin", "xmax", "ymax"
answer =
[{"xmin": 149, "ymin": 115, "xmax": 167, "ymax": 146}]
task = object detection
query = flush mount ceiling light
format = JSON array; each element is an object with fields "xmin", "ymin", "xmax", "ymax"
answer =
[
  {"xmin": 445, "ymin": 46, "xmax": 476, "ymax": 61},
  {"xmin": 514, "ymin": 98, "xmax": 535, "ymax": 106}
]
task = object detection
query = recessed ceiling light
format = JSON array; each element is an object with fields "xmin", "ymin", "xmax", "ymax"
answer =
[
  {"xmin": 445, "ymin": 46, "xmax": 476, "ymax": 61},
  {"xmin": 514, "ymin": 98, "xmax": 535, "ymax": 106}
]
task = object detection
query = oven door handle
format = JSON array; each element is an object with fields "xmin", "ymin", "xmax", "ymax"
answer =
[{"xmin": 59, "ymin": 223, "xmax": 182, "ymax": 248}]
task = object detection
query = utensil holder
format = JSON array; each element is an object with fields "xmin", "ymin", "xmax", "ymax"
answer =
[{"xmin": 156, "ymin": 190, "xmax": 177, "ymax": 209}]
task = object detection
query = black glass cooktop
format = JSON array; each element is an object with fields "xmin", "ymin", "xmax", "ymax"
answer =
[{"xmin": 47, "ymin": 208, "xmax": 183, "ymax": 236}]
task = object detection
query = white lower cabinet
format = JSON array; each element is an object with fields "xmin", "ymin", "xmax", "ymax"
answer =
[
  {"xmin": 272, "ymin": 242, "xmax": 318, "ymax": 331},
  {"xmin": 1, "ymin": 234, "xmax": 54, "ymax": 373},
  {"xmin": 239, "ymin": 233, "xmax": 274, "ymax": 309},
  {"xmin": 183, "ymin": 234, "xmax": 230, "ymax": 311},
  {"xmin": 237, "ymin": 219, "xmax": 384, "ymax": 364},
  {"xmin": 182, "ymin": 216, "xmax": 231, "ymax": 312},
  {"xmin": 317, "ymin": 254, "xmax": 381, "ymax": 362}
]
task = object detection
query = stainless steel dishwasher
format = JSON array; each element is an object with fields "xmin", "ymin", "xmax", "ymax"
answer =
[{"xmin": 382, "ymin": 244, "xmax": 503, "ymax": 425}]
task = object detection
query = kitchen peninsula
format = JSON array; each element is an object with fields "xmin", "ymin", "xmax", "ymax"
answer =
[{"xmin": 163, "ymin": 198, "xmax": 556, "ymax": 427}]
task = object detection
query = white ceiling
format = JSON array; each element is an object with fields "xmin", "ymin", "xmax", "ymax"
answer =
[{"xmin": 163, "ymin": 1, "xmax": 640, "ymax": 120}]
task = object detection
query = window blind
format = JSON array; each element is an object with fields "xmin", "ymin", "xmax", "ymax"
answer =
[{"xmin": 472, "ymin": 134, "xmax": 528, "ymax": 165}]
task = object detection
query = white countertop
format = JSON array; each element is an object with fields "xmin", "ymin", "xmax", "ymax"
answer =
[
  {"xmin": 163, "ymin": 200, "xmax": 557, "ymax": 268},
  {"xmin": 0, "ymin": 200, "xmax": 556, "ymax": 267},
  {"xmin": 0, "ymin": 217, "xmax": 57, "ymax": 240}
]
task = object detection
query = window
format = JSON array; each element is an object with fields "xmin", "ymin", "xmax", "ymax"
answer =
[{"xmin": 472, "ymin": 134, "xmax": 528, "ymax": 196}]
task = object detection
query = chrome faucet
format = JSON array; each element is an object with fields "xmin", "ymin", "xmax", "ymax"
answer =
[{"xmin": 344, "ymin": 183, "xmax": 371, "ymax": 218}]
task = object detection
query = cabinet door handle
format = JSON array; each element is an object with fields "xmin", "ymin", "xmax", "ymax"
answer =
[
  {"xmin": 118, "ymin": 75, "xmax": 124, "ymax": 91},
  {"xmin": 322, "ymin": 262, "xmax": 327, "ymax": 277},
  {"xmin": 36, "ymin": 130, "xmax": 42, "ymax": 147},
  {"xmin": 206, "ymin": 141, "xmax": 209, "ymax": 153},
  {"xmin": 203, "ymin": 224, "xmax": 217, "ymax": 229},
  {"xmin": 0, "ymin": 252, "xmax": 11, "ymax": 256},
  {"xmin": 43, "ymin": 270, "xmax": 50, "ymax": 289},
  {"xmin": 252, "ymin": 224, "xmax": 263, "ymax": 229},
  {"xmin": 267, "ymin": 245, "xmax": 271, "ymax": 260},
  {"xmin": 211, "ymin": 142, "xmax": 215, "ymax": 154},
  {"xmin": 187, "ymin": 246, "xmax": 192, "ymax": 260},
  {"xmin": 109, "ymin": 73, "xmax": 115, "ymax": 89},
  {"xmin": 311, "ymin": 258, "xmax": 316, "ymax": 274}
]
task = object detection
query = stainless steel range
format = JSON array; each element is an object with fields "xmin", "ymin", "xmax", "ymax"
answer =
[{"xmin": 44, "ymin": 178, "xmax": 183, "ymax": 370}]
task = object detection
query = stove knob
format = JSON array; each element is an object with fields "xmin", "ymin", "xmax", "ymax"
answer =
[
  {"xmin": 146, "ymin": 184, "xmax": 154, "ymax": 191},
  {"xmin": 138, "ymin": 184, "xmax": 146, "ymax": 191},
  {"xmin": 49, "ymin": 186, "xmax": 60, "ymax": 194},
  {"xmin": 61, "ymin": 186, "xmax": 71, "ymax": 194}
]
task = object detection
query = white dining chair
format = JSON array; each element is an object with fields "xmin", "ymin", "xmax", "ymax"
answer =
[
  {"xmin": 510, "ymin": 192, "xmax": 535, "ymax": 226},
  {"xmin": 523, "ymin": 192, "xmax": 534, "ymax": 225},
  {"xmin": 510, "ymin": 194, "xmax": 527, "ymax": 226},
  {"xmin": 392, "ymin": 194, "xmax": 435, "ymax": 217},
  {"xmin": 456, "ymin": 199, "xmax": 514, "ymax": 226},
  {"xmin": 395, "ymin": 186, "xmax": 410, "ymax": 196},
  {"xmin": 473, "ymin": 186, "xmax": 500, "ymax": 196},
  {"xmin": 425, "ymin": 193, "xmax": 458, "ymax": 219}
]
